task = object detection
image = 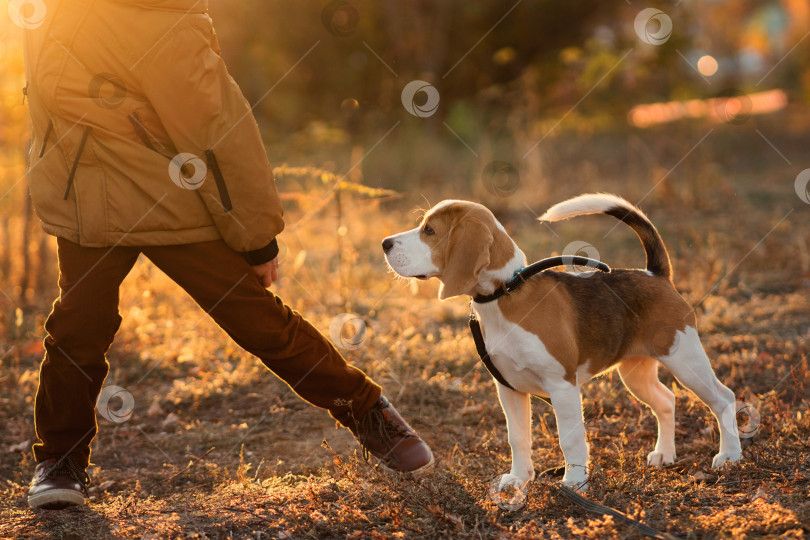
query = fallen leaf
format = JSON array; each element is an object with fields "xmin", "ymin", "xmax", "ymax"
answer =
[
  {"xmin": 426, "ymin": 505, "xmax": 463, "ymax": 529},
  {"xmin": 750, "ymin": 486, "xmax": 768, "ymax": 503},
  {"xmin": 7, "ymin": 440, "xmax": 30, "ymax": 453},
  {"xmin": 162, "ymin": 413, "xmax": 179, "ymax": 428},
  {"xmin": 689, "ymin": 468, "xmax": 714, "ymax": 482},
  {"xmin": 426, "ymin": 505, "xmax": 443, "ymax": 518},
  {"xmin": 458, "ymin": 404, "xmax": 484, "ymax": 415},
  {"xmin": 147, "ymin": 398, "xmax": 164, "ymax": 417}
]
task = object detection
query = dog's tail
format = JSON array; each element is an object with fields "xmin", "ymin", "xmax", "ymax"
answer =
[{"xmin": 539, "ymin": 193, "xmax": 671, "ymax": 278}]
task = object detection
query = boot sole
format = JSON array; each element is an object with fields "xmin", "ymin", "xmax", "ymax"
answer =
[
  {"xmin": 379, "ymin": 452, "xmax": 435, "ymax": 475},
  {"xmin": 28, "ymin": 489, "xmax": 85, "ymax": 510}
]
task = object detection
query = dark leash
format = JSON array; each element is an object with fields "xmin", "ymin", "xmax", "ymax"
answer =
[
  {"xmin": 470, "ymin": 256, "xmax": 683, "ymax": 539},
  {"xmin": 538, "ymin": 466, "xmax": 682, "ymax": 540}
]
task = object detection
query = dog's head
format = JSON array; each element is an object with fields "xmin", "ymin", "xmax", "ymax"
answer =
[{"xmin": 382, "ymin": 200, "xmax": 521, "ymax": 300}]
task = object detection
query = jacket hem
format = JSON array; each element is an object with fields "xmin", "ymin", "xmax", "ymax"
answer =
[{"xmin": 40, "ymin": 221, "xmax": 225, "ymax": 248}]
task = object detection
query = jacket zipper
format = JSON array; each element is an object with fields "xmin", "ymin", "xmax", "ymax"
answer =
[
  {"xmin": 63, "ymin": 126, "xmax": 92, "ymax": 200},
  {"xmin": 127, "ymin": 112, "xmax": 173, "ymax": 160},
  {"xmin": 39, "ymin": 119, "xmax": 54, "ymax": 157},
  {"xmin": 205, "ymin": 149, "xmax": 233, "ymax": 212}
]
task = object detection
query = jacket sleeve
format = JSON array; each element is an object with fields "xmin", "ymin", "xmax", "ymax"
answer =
[{"xmin": 138, "ymin": 21, "xmax": 284, "ymax": 264}]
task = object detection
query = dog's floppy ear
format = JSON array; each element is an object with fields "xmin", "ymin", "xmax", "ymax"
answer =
[{"xmin": 439, "ymin": 219, "xmax": 493, "ymax": 300}]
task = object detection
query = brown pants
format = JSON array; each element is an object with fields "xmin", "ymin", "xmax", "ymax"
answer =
[{"xmin": 33, "ymin": 238, "xmax": 381, "ymax": 468}]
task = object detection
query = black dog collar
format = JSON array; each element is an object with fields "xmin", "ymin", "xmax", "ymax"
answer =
[
  {"xmin": 468, "ymin": 255, "xmax": 611, "ymax": 394},
  {"xmin": 472, "ymin": 256, "xmax": 611, "ymax": 304}
]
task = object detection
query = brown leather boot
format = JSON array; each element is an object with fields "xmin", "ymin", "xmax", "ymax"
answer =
[
  {"xmin": 28, "ymin": 457, "xmax": 90, "ymax": 509},
  {"xmin": 354, "ymin": 396, "xmax": 433, "ymax": 473}
]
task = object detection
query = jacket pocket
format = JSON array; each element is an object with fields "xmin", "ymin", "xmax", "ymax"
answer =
[
  {"xmin": 127, "ymin": 112, "xmax": 175, "ymax": 160},
  {"xmin": 127, "ymin": 112, "xmax": 233, "ymax": 213}
]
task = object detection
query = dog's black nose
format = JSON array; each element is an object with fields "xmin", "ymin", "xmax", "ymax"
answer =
[{"xmin": 382, "ymin": 238, "xmax": 394, "ymax": 253}]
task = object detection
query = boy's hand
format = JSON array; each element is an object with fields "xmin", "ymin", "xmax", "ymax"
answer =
[{"xmin": 252, "ymin": 257, "xmax": 279, "ymax": 288}]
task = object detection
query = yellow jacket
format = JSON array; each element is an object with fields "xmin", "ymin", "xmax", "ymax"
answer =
[{"xmin": 23, "ymin": 0, "xmax": 284, "ymax": 263}]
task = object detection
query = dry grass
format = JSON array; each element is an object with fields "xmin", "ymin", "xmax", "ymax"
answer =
[{"xmin": 1, "ymin": 116, "xmax": 809, "ymax": 539}]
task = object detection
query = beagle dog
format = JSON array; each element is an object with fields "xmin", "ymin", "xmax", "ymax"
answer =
[{"xmin": 382, "ymin": 194, "xmax": 742, "ymax": 491}]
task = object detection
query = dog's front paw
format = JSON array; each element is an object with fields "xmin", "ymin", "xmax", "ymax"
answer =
[
  {"xmin": 490, "ymin": 473, "xmax": 529, "ymax": 510},
  {"xmin": 498, "ymin": 473, "xmax": 529, "ymax": 491},
  {"xmin": 711, "ymin": 450, "xmax": 742, "ymax": 469},
  {"xmin": 647, "ymin": 450, "xmax": 676, "ymax": 467},
  {"xmin": 561, "ymin": 465, "xmax": 588, "ymax": 492}
]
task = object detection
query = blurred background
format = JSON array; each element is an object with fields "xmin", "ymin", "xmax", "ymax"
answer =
[{"xmin": 1, "ymin": 0, "xmax": 809, "ymax": 309}]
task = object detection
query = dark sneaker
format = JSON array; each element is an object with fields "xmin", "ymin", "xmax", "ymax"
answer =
[
  {"xmin": 28, "ymin": 457, "xmax": 90, "ymax": 510},
  {"xmin": 354, "ymin": 396, "xmax": 434, "ymax": 473}
]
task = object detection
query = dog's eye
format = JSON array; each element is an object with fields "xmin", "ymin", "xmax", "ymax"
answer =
[{"xmin": 422, "ymin": 224, "xmax": 435, "ymax": 236}]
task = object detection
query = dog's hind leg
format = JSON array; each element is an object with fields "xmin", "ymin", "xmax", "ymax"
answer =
[
  {"xmin": 496, "ymin": 383, "xmax": 534, "ymax": 486},
  {"xmin": 618, "ymin": 356, "xmax": 676, "ymax": 466},
  {"xmin": 657, "ymin": 326, "xmax": 742, "ymax": 468}
]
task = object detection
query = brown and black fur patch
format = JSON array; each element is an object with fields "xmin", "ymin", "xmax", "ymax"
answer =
[{"xmin": 497, "ymin": 270, "xmax": 694, "ymax": 382}]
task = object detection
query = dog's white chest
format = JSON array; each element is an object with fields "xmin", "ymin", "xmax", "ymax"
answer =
[{"xmin": 473, "ymin": 302, "xmax": 565, "ymax": 395}]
